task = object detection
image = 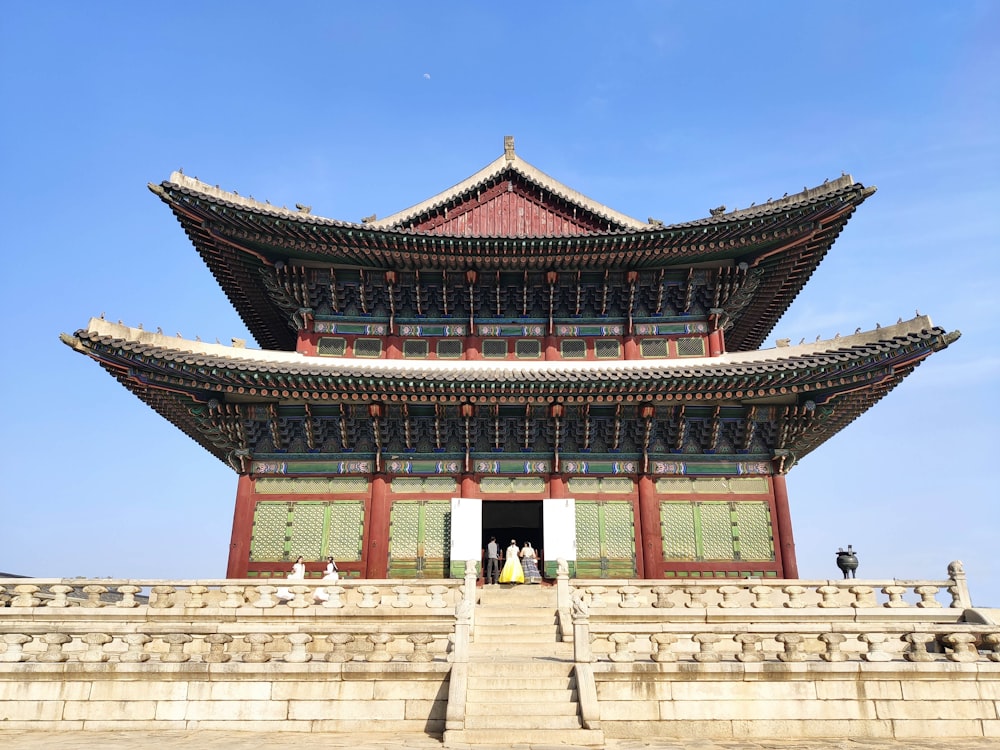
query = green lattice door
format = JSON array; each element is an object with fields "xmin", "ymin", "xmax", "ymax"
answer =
[
  {"xmin": 388, "ymin": 500, "xmax": 451, "ymax": 578},
  {"xmin": 660, "ymin": 500, "xmax": 774, "ymax": 562},
  {"xmin": 249, "ymin": 500, "xmax": 364, "ymax": 572},
  {"xmin": 574, "ymin": 500, "xmax": 636, "ymax": 578}
]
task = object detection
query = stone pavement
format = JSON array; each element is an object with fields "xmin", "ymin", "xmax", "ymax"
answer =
[{"xmin": 1, "ymin": 732, "xmax": 999, "ymax": 750}]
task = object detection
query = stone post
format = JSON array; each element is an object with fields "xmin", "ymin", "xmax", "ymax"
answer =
[
  {"xmin": 220, "ymin": 585, "xmax": 247, "ymax": 608},
  {"xmin": 115, "ymin": 585, "xmax": 142, "ymax": 608},
  {"xmin": 37, "ymin": 633, "xmax": 71, "ymax": 662},
  {"xmin": 904, "ymin": 633, "xmax": 936, "ymax": 662},
  {"xmin": 325, "ymin": 633, "xmax": 355, "ymax": 663},
  {"xmin": 914, "ymin": 585, "xmax": 942, "ymax": 608},
  {"xmin": 204, "ymin": 633, "xmax": 233, "ymax": 663},
  {"xmin": 983, "ymin": 633, "xmax": 1000, "ymax": 662},
  {"xmin": 80, "ymin": 633, "xmax": 112, "ymax": 662},
  {"xmin": 650, "ymin": 633, "xmax": 678, "ymax": 662},
  {"xmin": 47, "ymin": 584, "xmax": 74, "ymax": 608},
  {"xmin": 366, "ymin": 632, "xmax": 394, "ymax": 662},
  {"xmin": 556, "ymin": 558, "xmax": 570, "ymax": 611},
  {"xmin": 692, "ymin": 633, "xmax": 720, "ymax": 662},
  {"xmin": 819, "ymin": 633, "xmax": 848, "ymax": 662},
  {"xmin": 775, "ymin": 633, "xmax": 806, "ymax": 662},
  {"xmin": 243, "ymin": 633, "xmax": 273, "ymax": 663},
  {"xmin": 186, "ymin": 585, "xmax": 209, "ymax": 609},
  {"xmin": 407, "ymin": 633, "xmax": 435, "ymax": 662},
  {"xmin": 782, "ymin": 585, "xmax": 806, "ymax": 608},
  {"xmin": 684, "ymin": 586, "xmax": 707, "ymax": 608},
  {"xmin": 285, "ymin": 633, "xmax": 313, "ymax": 663},
  {"xmin": 358, "ymin": 585, "xmax": 381, "ymax": 608},
  {"xmin": 943, "ymin": 632, "xmax": 979, "ymax": 662},
  {"xmin": 162, "ymin": 634, "xmax": 192, "ymax": 663},
  {"xmin": 251, "ymin": 585, "xmax": 278, "ymax": 609},
  {"xmin": 149, "ymin": 585, "xmax": 175, "ymax": 609},
  {"xmin": 859, "ymin": 633, "xmax": 891, "ymax": 662},
  {"xmin": 392, "ymin": 585, "xmax": 414, "ymax": 608},
  {"xmin": 817, "ymin": 585, "xmax": 841, "ymax": 608},
  {"xmin": 452, "ymin": 599, "xmax": 472, "ymax": 664},
  {"xmin": 882, "ymin": 585, "xmax": 908, "ymax": 608},
  {"xmin": 947, "ymin": 561, "xmax": 972, "ymax": 608},
  {"xmin": 0, "ymin": 634, "xmax": 31, "ymax": 663},
  {"xmin": 120, "ymin": 634, "xmax": 151, "ymax": 663},
  {"xmin": 463, "ymin": 559, "xmax": 477, "ymax": 631},
  {"xmin": 322, "ymin": 585, "xmax": 346, "ymax": 609},
  {"xmin": 12, "ymin": 584, "xmax": 41, "ymax": 608},
  {"xmin": 651, "ymin": 585, "xmax": 675, "ymax": 609},
  {"xmin": 735, "ymin": 633, "xmax": 763, "ymax": 662},
  {"xmin": 608, "ymin": 633, "xmax": 636, "ymax": 662},
  {"xmin": 718, "ymin": 585, "xmax": 741, "ymax": 608},
  {"xmin": 619, "ymin": 585, "xmax": 641, "ymax": 608},
  {"xmin": 572, "ymin": 594, "xmax": 592, "ymax": 663},
  {"xmin": 427, "ymin": 585, "xmax": 448, "ymax": 608},
  {"xmin": 81, "ymin": 584, "xmax": 108, "ymax": 607}
]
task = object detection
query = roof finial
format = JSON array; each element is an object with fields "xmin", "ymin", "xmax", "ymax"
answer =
[{"xmin": 504, "ymin": 135, "xmax": 515, "ymax": 161}]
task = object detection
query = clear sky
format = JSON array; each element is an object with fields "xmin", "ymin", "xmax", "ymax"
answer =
[{"xmin": 2, "ymin": 3, "xmax": 997, "ymax": 605}]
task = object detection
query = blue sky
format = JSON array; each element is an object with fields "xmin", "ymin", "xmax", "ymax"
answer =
[{"xmin": 2, "ymin": 3, "xmax": 997, "ymax": 605}]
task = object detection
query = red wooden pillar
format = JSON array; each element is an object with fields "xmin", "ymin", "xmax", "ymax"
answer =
[
  {"xmin": 548, "ymin": 474, "xmax": 567, "ymax": 499},
  {"xmin": 708, "ymin": 330, "xmax": 723, "ymax": 357},
  {"xmin": 461, "ymin": 474, "xmax": 478, "ymax": 498},
  {"xmin": 367, "ymin": 474, "xmax": 390, "ymax": 578},
  {"xmin": 624, "ymin": 337, "xmax": 639, "ymax": 360},
  {"xmin": 637, "ymin": 475, "xmax": 660, "ymax": 580},
  {"xmin": 771, "ymin": 473, "xmax": 799, "ymax": 579},
  {"xmin": 226, "ymin": 474, "xmax": 255, "ymax": 578}
]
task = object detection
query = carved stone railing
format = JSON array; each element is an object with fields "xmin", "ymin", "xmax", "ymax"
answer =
[
  {"xmin": 0, "ymin": 577, "xmax": 469, "ymax": 666},
  {"xmin": 579, "ymin": 626, "xmax": 1000, "ymax": 664},
  {"xmin": 561, "ymin": 562, "xmax": 997, "ymax": 665},
  {"xmin": 0, "ymin": 578, "xmax": 465, "ymax": 611},
  {"xmin": 570, "ymin": 563, "xmax": 971, "ymax": 613}
]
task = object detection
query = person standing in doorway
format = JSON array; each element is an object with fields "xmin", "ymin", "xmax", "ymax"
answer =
[
  {"xmin": 498, "ymin": 539, "xmax": 524, "ymax": 584},
  {"xmin": 485, "ymin": 536, "xmax": 500, "ymax": 585}
]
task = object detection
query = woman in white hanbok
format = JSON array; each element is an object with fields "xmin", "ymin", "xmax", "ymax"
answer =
[
  {"xmin": 276, "ymin": 555, "xmax": 305, "ymax": 602},
  {"xmin": 313, "ymin": 557, "xmax": 339, "ymax": 603}
]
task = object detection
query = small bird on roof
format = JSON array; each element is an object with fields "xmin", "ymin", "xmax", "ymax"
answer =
[{"xmin": 854, "ymin": 327, "xmax": 861, "ymax": 334}]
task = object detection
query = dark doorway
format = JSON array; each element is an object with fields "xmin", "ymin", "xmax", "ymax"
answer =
[{"xmin": 482, "ymin": 500, "xmax": 543, "ymax": 567}]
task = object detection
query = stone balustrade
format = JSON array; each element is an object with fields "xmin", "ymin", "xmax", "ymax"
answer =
[
  {"xmin": 0, "ymin": 627, "xmax": 454, "ymax": 664},
  {"xmin": 0, "ymin": 578, "xmax": 468, "ymax": 666},
  {"xmin": 0, "ymin": 578, "xmax": 463, "ymax": 611},
  {"xmin": 571, "ymin": 576, "xmax": 968, "ymax": 612},
  {"xmin": 583, "ymin": 626, "xmax": 1000, "ymax": 664}
]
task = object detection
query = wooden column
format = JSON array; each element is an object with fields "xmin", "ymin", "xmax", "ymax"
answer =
[
  {"xmin": 637, "ymin": 475, "xmax": 660, "ymax": 580},
  {"xmin": 548, "ymin": 473, "xmax": 567, "ymax": 499},
  {"xmin": 367, "ymin": 473, "xmax": 390, "ymax": 578},
  {"xmin": 226, "ymin": 474, "xmax": 255, "ymax": 578},
  {"xmin": 771, "ymin": 473, "xmax": 799, "ymax": 579}
]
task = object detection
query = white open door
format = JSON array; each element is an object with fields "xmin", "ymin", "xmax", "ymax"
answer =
[
  {"xmin": 449, "ymin": 497, "xmax": 482, "ymax": 578},
  {"xmin": 542, "ymin": 497, "xmax": 576, "ymax": 577}
]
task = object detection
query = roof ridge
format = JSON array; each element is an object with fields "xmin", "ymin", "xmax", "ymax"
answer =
[{"xmin": 370, "ymin": 138, "xmax": 649, "ymax": 231}]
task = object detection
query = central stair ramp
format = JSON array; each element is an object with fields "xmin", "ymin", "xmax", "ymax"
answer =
[{"xmin": 444, "ymin": 584, "xmax": 604, "ymax": 747}]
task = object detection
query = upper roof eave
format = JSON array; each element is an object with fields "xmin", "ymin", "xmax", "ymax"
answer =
[
  {"xmin": 62, "ymin": 315, "xmax": 956, "ymax": 383},
  {"xmin": 154, "ymin": 169, "xmax": 872, "ymax": 244}
]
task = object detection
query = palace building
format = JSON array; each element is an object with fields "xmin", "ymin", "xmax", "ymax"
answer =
[{"xmin": 62, "ymin": 137, "xmax": 958, "ymax": 582}]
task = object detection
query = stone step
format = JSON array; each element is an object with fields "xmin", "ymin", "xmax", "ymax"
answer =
[
  {"xmin": 445, "ymin": 728, "xmax": 605, "ymax": 747},
  {"xmin": 467, "ymin": 687, "xmax": 577, "ymax": 702},
  {"xmin": 465, "ymin": 699, "xmax": 579, "ymax": 716},
  {"xmin": 476, "ymin": 610, "xmax": 556, "ymax": 630},
  {"xmin": 474, "ymin": 627, "xmax": 559, "ymax": 641},
  {"xmin": 464, "ymin": 713, "xmax": 584, "ymax": 730},
  {"xmin": 467, "ymin": 674, "xmax": 574, "ymax": 690},
  {"xmin": 469, "ymin": 645, "xmax": 574, "ymax": 661},
  {"xmin": 468, "ymin": 660, "xmax": 573, "ymax": 677}
]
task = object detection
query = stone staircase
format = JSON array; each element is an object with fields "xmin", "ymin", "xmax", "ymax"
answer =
[{"xmin": 445, "ymin": 584, "xmax": 604, "ymax": 746}]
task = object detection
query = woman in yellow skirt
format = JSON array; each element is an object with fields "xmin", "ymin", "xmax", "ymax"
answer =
[{"xmin": 498, "ymin": 539, "xmax": 524, "ymax": 584}]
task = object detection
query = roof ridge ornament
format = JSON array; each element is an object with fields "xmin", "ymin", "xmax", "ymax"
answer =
[{"xmin": 504, "ymin": 135, "xmax": 515, "ymax": 161}]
